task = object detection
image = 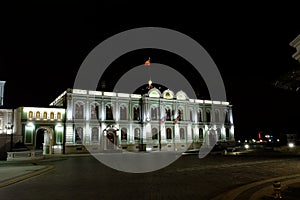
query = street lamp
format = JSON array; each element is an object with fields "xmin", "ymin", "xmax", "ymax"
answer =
[{"xmin": 9, "ymin": 109, "xmax": 14, "ymax": 151}]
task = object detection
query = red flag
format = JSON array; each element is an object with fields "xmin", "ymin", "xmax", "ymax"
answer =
[{"xmin": 144, "ymin": 57, "xmax": 150, "ymax": 66}]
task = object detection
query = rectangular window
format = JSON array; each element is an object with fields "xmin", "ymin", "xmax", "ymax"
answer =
[{"xmin": 25, "ymin": 125, "xmax": 34, "ymax": 144}]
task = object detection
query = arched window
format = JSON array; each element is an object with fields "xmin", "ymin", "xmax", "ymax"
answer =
[
  {"xmin": 43, "ymin": 112, "xmax": 47, "ymax": 119},
  {"xmin": 134, "ymin": 128, "xmax": 140, "ymax": 141},
  {"xmin": 215, "ymin": 110, "xmax": 220, "ymax": 122},
  {"xmin": 36, "ymin": 111, "xmax": 40, "ymax": 119},
  {"xmin": 75, "ymin": 102, "xmax": 84, "ymax": 119},
  {"xmin": 226, "ymin": 128, "xmax": 230, "ymax": 140},
  {"xmin": 120, "ymin": 104, "xmax": 127, "ymax": 120},
  {"xmin": 177, "ymin": 108, "xmax": 183, "ymax": 121},
  {"xmin": 133, "ymin": 106, "xmax": 140, "ymax": 121},
  {"xmin": 180, "ymin": 127, "xmax": 185, "ymax": 140},
  {"xmin": 75, "ymin": 127, "xmax": 83, "ymax": 144},
  {"xmin": 105, "ymin": 104, "xmax": 113, "ymax": 120},
  {"xmin": 57, "ymin": 112, "xmax": 61, "ymax": 120},
  {"xmin": 152, "ymin": 127, "xmax": 158, "ymax": 140},
  {"xmin": 166, "ymin": 128, "xmax": 172, "ymax": 139},
  {"xmin": 121, "ymin": 128, "xmax": 127, "ymax": 141},
  {"xmin": 165, "ymin": 107, "xmax": 171, "ymax": 121},
  {"xmin": 91, "ymin": 103, "xmax": 100, "ymax": 119},
  {"xmin": 50, "ymin": 112, "xmax": 54, "ymax": 119},
  {"xmin": 197, "ymin": 109, "xmax": 202, "ymax": 122},
  {"xmin": 190, "ymin": 109, "xmax": 193, "ymax": 122},
  {"xmin": 206, "ymin": 109, "xmax": 211, "ymax": 122},
  {"xmin": 92, "ymin": 127, "xmax": 99, "ymax": 142},
  {"xmin": 29, "ymin": 111, "xmax": 33, "ymax": 118},
  {"xmin": 199, "ymin": 128, "xmax": 204, "ymax": 140}
]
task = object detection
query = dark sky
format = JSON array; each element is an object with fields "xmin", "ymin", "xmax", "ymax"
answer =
[{"xmin": 1, "ymin": 2, "xmax": 300, "ymax": 139}]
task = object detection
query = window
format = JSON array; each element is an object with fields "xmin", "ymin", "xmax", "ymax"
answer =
[
  {"xmin": 151, "ymin": 106, "xmax": 158, "ymax": 120},
  {"xmin": 180, "ymin": 128, "xmax": 185, "ymax": 140},
  {"xmin": 75, "ymin": 102, "xmax": 84, "ymax": 119},
  {"xmin": 190, "ymin": 109, "xmax": 193, "ymax": 122},
  {"xmin": 197, "ymin": 109, "xmax": 202, "ymax": 122},
  {"xmin": 57, "ymin": 112, "xmax": 61, "ymax": 120},
  {"xmin": 215, "ymin": 110, "xmax": 220, "ymax": 122},
  {"xmin": 134, "ymin": 128, "xmax": 140, "ymax": 140},
  {"xmin": 120, "ymin": 105, "xmax": 127, "ymax": 120},
  {"xmin": 50, "ymin": 112, "xmax": 54, "ymax": 119},
  {"xmin": 166, "ymin": 128, "xmax": 172, "ymax": 139},
  {"xmin": 29, "ymin": 111, "xmax": 33, "ymax": 118},
  {"xmin": 191, "ymin": 128, "xmax": 194, "ymax": 141},
  {"xmin": 165, "ymin": 107, "xmax": 171, "ymax": 121},
  {"xmin": 224, "ymin": 111, "xmax": 229, "ymax": 123},
  {"xmin": 133, "ymin": 106, "xmax": 140, "ymax": 120},
  {"xmin": 177, "ymin": 108, "xmax": 183, "ymax": 121},
  {"xmin": 121, "ymin": 128, "xmax": 127, "ymax": 141},
  {"xmin": 226, "ymin": 128, "xmax": 230, "ymax": 140},
  {"xmin": 217, "ymin": 128, "xmax": 222, "ymax": 140},
  {"xmin": 75, "ymin": 127, "xmax": 83, "ymax": 144},
  {"xmin": 36, "ymin": 111, "xmax": 40, "ymax": 119},
  {"xmin": 152, "ymin": 127, "xmax": 158, "ymax": 140},
  {"xmin": 92, "ymin": 127, "xmax": 99, "ymax": 142},
  {"xmin": 91, "ymin": 103, "xmax": 100, "ymax": 119},
  {"xmin": 43, "ymin": 112, "xmax": 47, "ymax": 119},
  {"xmin": 206, "ymin": 109, "xmax": 211, "ymax": 122},
  {"xmin": 199, "ymin": 128, "xmax": 204, "ymax": 140},
  {"xmin": 105, "ymin": 104, "xmax": 113, "ymax": 120}
]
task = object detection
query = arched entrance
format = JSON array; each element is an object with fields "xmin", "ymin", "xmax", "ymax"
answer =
[
  {"xmin": 35, "ymin": 127, "xmax": 54, "ymax": 155},
  {"xmin": 103, "ymin": 124, "xmax": 119, "ymax": 150},
  {"xmin": 106, "ymin": 131, "xmax": 116, "ymax": 150}
]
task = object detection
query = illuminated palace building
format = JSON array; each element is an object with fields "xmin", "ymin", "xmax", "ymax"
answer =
[
  {"xmin": 1, "ymin": 86, "xmax": 234, "ymax": 155},
  {"xmin": 48, "ymin": 87, "xmax": 234, "ymax": 154}
]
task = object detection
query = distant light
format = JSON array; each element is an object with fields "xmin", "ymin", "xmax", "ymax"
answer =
[
  {"xmin": 260, "ymin": 139, "xmax": 262, "ymax": 142},
  {"xmin": 146, "ymin": 147, "xmax": 152, "ymax": 152},
  {"xmin": 238, "ymin": 140, "xmax": 241, "ymax": 143},
  {"xmin": 269, "ymin": 139, "xmax": 272, "ymax": 142},
  {"xmin": 288, "ymin": 143, "xmax": 295, "ymax": 148},
  {"xmin": 277, "ymin": 139, "xmax": 280, "ymax": 142},
  {"xmin": 244, "ymin": 144, "xmax": 250, "ymax": 149},
  {"xmin": 245, "ymin": 140, "xmax": 248, "ymax": 143}
]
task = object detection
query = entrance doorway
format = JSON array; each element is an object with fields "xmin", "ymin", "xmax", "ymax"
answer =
[
  {"xmin": 35, "ymin": 127, "xmax": 53, "ymax": 155},
  {"xmin": 106, "ymin": 131, "xmax": 116, "ymax": 150}
]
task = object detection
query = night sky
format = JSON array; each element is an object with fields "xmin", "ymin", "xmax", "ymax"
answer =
[{"xmin": 1, "ymin": 2, "xmax": 300, "ymax": 139}]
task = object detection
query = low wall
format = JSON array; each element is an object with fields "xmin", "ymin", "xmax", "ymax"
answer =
[{"xmin": 6, "ymin": 150, "xmax": 44, "ymax": 161}]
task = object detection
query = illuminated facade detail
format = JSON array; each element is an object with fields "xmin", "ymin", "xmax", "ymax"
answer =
[
  {"xmin": 14, "ymin": 107, "xmax": 66, "ymax": 154},
  {"xmin": 0, "ymin": 109, "xmax": 14, "ymax": 135},
  {"xmin": 0, "ymin": 81, "xmax": 5, "ymax": 106},
  {"xmin": 290, "ymin": 34, "xmax": 300, "ymax": 63}
]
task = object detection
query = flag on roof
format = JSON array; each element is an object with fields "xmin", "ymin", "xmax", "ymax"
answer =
[{"xmin": 144, "ymin": 57, "xmax": 151, "ymax": 66}]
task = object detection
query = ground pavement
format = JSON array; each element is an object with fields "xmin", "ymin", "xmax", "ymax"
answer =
[{"xmin": 1, "ymin": 154, "xmax": 300, "ymax": 199}]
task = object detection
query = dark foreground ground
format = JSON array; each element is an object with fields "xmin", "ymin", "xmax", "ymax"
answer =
[{"xmin": 0, "ymin": 150, "xmax": 300, "ymax": 200}]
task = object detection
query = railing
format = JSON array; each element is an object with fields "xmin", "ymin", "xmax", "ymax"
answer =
[{"xmin": 6, "ymin": 150, "xmax": 44, "ymax": 161}]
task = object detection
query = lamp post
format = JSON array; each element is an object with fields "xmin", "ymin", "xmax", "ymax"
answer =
[{"xmin": 10, "ymin": 109, "xmax": 14, "ymax": 151}]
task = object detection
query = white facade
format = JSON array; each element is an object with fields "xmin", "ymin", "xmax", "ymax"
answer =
[
  {"xmin": 0, "ymin": 109, "xmax": 14, "ymax": 134},
  {"xmin": 50, "ymin": 88, "xmax": 235, "ymax": 154},
  {"xmin": 290, "ymin": 34, "xmax": 300, "ymax": 62},
  {"xmin": 0, "ymin": 81, "xmax": 5, "ymax": 106}
]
